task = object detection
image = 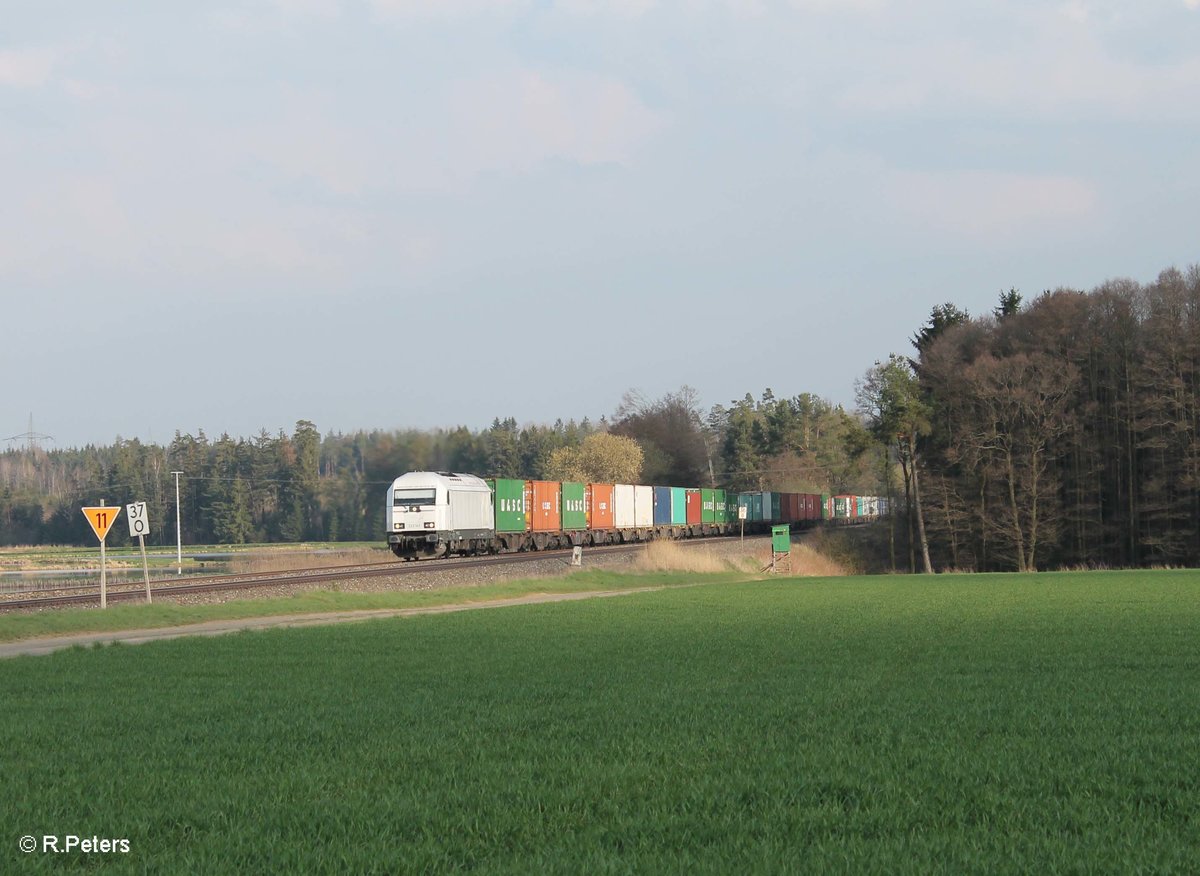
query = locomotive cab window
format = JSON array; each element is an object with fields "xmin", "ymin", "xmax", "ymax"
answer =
[{"xmin": 394, "ymin": 489, "xmax": 436, "ymax": 507}]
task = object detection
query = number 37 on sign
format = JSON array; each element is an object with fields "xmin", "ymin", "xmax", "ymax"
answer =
[{"xmin": 126, "ymin": 502, "xmax": 151, "ymax": 538}]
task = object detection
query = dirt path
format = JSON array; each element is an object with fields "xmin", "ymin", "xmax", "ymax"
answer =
[{"xmin": 0, "ymin": 587, "xmax": 664, "ymax": 659}]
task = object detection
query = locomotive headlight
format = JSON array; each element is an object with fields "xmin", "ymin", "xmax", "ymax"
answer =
[{"xmin": 424, "ymin": 522, "xmax": 435, "ymax": 529}]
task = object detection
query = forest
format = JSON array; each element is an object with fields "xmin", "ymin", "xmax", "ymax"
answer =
[
  {"xmin": 0, "ymin": 389, "xmax": 876, "ymax": 551},
  {"xmin": 3, "ymin": 262, "xmax": 1199, "ymax": 572},
  {"xmin": 884, "ymin": 264, "xmax": 1200, "ymax": 572}
]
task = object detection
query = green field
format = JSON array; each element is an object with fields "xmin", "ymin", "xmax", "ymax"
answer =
[
  {"xmin": 3, "ymin": 571, "xmax": 1199, "ymax": 873},
  {"xmin": 0, "ymin": 569, "xmax": 723, "ymax": 643}
]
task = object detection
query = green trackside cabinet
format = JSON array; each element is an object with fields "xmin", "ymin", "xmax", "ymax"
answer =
[
  {"xmin": 561, "ymin": 481, "xmax": 587, "ymax": 530},
  {"xmin": 701, "ymin": 489, "xmax": 716, "ymax": 524},
  {"xmin": 670, "ymin": 487, "xmax": 687, "ymax": 525},
  {"xmin": 771, "ymin": 525, "xmax": 790, "ymax": 553},
  {"xmin": 487, "ymin": 478, "xmax": 528, "ymax": 533}
]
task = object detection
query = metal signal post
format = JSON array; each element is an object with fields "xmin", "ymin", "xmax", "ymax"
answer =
[{"xmin": 171, "ymin": 471, "xmax": 183, "ymax": 575}]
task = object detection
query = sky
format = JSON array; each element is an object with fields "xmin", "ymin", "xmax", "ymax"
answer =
[{"xmin": 3, "ymin": 0, "xmax": 1199, "ymax": 450}]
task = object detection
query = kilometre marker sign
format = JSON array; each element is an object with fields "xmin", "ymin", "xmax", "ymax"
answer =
[{"xmin": 126, "ymin": 501, "xmax": 150, "ymax": 538}]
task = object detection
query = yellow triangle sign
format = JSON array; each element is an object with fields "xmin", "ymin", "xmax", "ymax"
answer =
[{"xmin": 82, "ymin": 506, "xmax": 122, "ymax": 542}]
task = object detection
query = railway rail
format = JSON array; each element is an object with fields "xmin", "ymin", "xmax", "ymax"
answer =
[{"xmin": 0, "ymin": 537, "xmax": 758, "ymax": 612}]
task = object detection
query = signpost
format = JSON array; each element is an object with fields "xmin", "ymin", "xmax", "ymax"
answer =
[
  {"xmin": 127, "ymin": 501, "xmax": 152, "ymax": 603},
  {"xmin": 738, "ymin": 504, "xmax": 747, "ymax": 543},
  {"xmin": 81, "ymin": 504, "xmax": 122, "ymax": 609}
]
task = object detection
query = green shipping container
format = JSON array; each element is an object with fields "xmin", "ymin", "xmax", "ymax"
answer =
[
  {"xmin": 488, "ymin": 478, "xmax": 527, "ymax": 533},
  {"xmin": 737, "ymin": 493, "xmax": 751, "ymax": 521},
  {"xmin": 670, "ymin": 487, "xmax": 687, "ymax": 525},
  {"xmin": 562, "ymin": 482, "xmax": 586, "ymax": 530},
  {"xmin": 821, "ymin": 494, "xmax": 831, "ymax": 520},
  {"xmin": 751, "ymin": 493, "xmax": 763, "ymax": 521},
  {"xmin": 714, "ymin": 489, "xmax": 727, "ymax": 524},
  {"xmin": 701, "ymin": 489, "xmax": 716, "ymax": 524},
  {"xmin": 771, "ymin": 492, "xmax": 781, "ymax": 521}
]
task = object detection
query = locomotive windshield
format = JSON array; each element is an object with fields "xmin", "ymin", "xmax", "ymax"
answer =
[{"xmin": 393, "ymin": 488, "xmax": 436, "ymax": 508}]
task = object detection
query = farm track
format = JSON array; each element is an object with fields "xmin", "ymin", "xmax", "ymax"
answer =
[{"xmin": 0, "ymin": 537, "xmax": 757, "ymax": 612}]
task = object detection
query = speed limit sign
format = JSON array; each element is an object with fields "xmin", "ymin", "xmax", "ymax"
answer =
[{"xmin": 126, "ymin": 501, "xmax": 151, "ymax": 538}]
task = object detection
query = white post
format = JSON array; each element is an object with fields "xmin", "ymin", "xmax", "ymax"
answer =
[
  {"xmin": 172, "ymin": 471, "xmax": 183, "ymax": 575},
  {"xmin": 139, "ymin": 534, "xmax": 151, "ymax": 603},
  {"xmin": 99, "ymin": 499, "xmax": 107, "ymax": 610}
]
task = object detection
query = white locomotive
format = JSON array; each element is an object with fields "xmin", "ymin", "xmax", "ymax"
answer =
[{"xmin": 386, "ymin": 471, "xmax": 494, "ymax": 559}]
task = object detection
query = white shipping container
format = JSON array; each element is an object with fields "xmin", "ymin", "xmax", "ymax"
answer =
[
  {"xmin": 614, "ymin": 483, "xmax": 637, "ymax": 528},
  {"xmin": 634, "ymin": 485, "xmax": 654, "ymax": 527}
]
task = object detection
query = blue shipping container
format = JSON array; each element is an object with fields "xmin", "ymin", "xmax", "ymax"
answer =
[{"xmin": 653, "ymin": 486, "xmax": 673, "ymax": 525}]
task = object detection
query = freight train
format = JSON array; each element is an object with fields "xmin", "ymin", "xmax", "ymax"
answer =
[{"xmin": 385, "ymin": 471, "xmax": 887, "ymax": 560}]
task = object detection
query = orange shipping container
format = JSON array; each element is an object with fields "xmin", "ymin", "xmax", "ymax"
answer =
[
  {"xmin": 529, "ymin": 481, "xmax": 562, "ymax": 531},
  {"xmin": 685, "ymin": 489, "xmax": 702, "ymax": 525},
  {"xmin": 589, "ymin": 483, "xmax": 615, "ymax": 530}
]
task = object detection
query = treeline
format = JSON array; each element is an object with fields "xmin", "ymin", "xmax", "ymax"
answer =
[
  {"xmin": 0, "ymin": 392, "xmax": 877, "ymax": 548},
  {"xmin": 17, "ymin": 261, "xmax": 1196, "ymax": 567},
  {"xmin": 879, "ymin": 264, "xmax": 1200, "ymax": 571}
]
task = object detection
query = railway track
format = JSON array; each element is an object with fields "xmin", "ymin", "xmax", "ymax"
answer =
[{"xmin": 0, "ymin": 537, "xmax": 758, "ymax": 612}]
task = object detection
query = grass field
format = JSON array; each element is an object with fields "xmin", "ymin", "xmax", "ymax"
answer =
[
  {"xmin": 3, "ymin": 570, "xmax": 1199, "ymax": 873},
  {"xmin": 0, "ymin": 568, "xmax": 739, "ymax": 643}
]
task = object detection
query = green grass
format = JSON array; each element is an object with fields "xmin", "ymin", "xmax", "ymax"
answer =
[
  {"xmin": 0, "ymin": 570, "xmax": 743, "ymax": 643},
  {"xmin": 2, "ymin": 570, "xmax": 1199, "ymax": 873}
]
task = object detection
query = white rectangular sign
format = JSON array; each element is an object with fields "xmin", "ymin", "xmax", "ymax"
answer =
[{"xmin": 126, "ymin": 501, "xmax": 151, "ymax": 538}]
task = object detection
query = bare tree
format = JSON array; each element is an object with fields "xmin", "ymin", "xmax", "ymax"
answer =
[{"xmin": 960, "ymin": 352, "xmax": 1077, "ymax": 571}]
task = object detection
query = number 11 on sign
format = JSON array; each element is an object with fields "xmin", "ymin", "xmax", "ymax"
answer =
[{"xmin": 82, "ymin": 505, "xmax": 122, "ymax": 609}]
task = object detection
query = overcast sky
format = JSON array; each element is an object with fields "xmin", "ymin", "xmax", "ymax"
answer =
[{"xmin": 4, "ymin": 1, "xmax": 1199, "ymax": 450}]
